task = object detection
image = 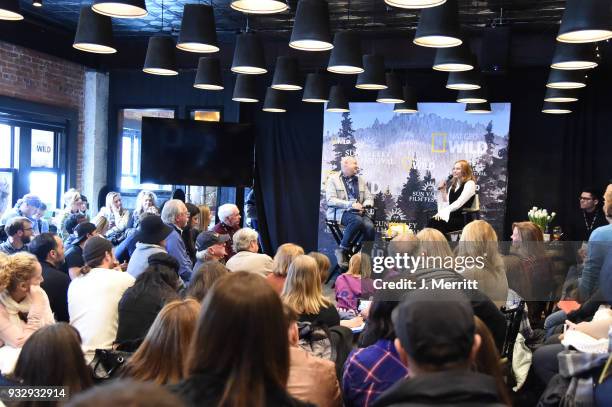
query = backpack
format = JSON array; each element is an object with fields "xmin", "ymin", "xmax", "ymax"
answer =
[{"xmin": 298, "ymin": 321, "xmax": 334, "ymax": 361}]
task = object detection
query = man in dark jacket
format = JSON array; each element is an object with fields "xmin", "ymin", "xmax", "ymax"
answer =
[
  {"xmin": 372, "ymin": 289, "xmax": 506, "ymax": 407},
  {"xmin": 28, "ymin": 233, "xmax": 70, "ymax": 322}
]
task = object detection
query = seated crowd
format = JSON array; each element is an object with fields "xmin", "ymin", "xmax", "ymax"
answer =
[{"xmin": 0, "ymin": 182, "xmax": 610, "ymax": 407}]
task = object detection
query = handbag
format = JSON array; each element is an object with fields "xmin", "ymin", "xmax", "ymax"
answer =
[{"xmin": 88, "ymin": 349, "xmax": 132, "ymax": 382}]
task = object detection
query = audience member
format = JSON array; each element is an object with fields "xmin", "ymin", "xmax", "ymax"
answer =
[
  {"xmin": 63, "ymin": 222, "xmax": 97, "ymax": 279},
  {"xmin": 184, "ymin": 260, "xmax": 229, "ymax": 302},
  {"xmin": 335, "ymin": 253, "xmax": 373, "ymax": 316},
  {"xmin": 285, "ymin": 303, "xmax": 342, "ymax": 407},
  {"xmin": 79, "ymin": 194, "xmax": 89, "ymax": 216},
  {"xmin": 457, "ymin": 220, "xmax": 509, "ymax": 307},
  {"xmin": 67, "ymin": 379, "xmax": 184, "ymax": 407},
  {"xmin": 571, "ymin": 187, "xmax": 608, "ymax": 242},
  {"xmin": 9, "ymin": 322, "xmax": 93, "ymax": 405},
  {"xmin": 129, "ymin": 190, "xmax": 159, "ymax": 229},
  {"xmin": 212, "ymin": 203, "xmax": 241, "ymax": 262},
  {"xmin": 64, "ymin": 212, "xmax": 88, "ymax": 245},
  {"xmin": 0, "ymin": 194, "xmax": 42, "ymax": 235},
  {"xmin": 116, "ymin": 253, "xmax": 180, "ymax": 350},
  {"xmin": 282, "ymin": 255, "xmax": 340, "ymax": 328},
  {"xmin": 308, "ymin": 251, "xmax": 332, "ymax": 284},
  {"xmin": 193, "ymin": 231, "xmax": 229, "ymax": 270},
  {"xmin": 161, "ymin": 199, "xmax": 193, "ymax": 282},
  {"xmin": 182, "ymin": 203, "xmax": 200, "ymax": 265},
  {"xmin": 267, "ymin": 243, "xmax": 304, "ymax": 294},
  {"xmin": 68, "ymin": 236, "xmax": 134, "ymax": 362},
  {"xmin": 0, "ymin": 252, "xmax": 54, "ymax": 348},
  {"xmin": 415, "ymin": 228, "xmax": 454, "ymax": 261},
  {"xmin": 343, "ymin": 301, "xmax": 408, "ymax": 407},
  {"xmin": 371, "ymin": 289, "xmax": 505, "ymax": 407},
  {"xmin": 196, "ymin": 205, "xmax": 211, "ymax": 232},
  {"xmin": 94, "ymin": 192, "xmax": 130, "ymax": 244},
  {"xmin": 55, "ymin": 189, "xmax": 84, "ymax": 239},
  {"xmin": 226, "ymin": 228, "xmax": 273, "ymax": 277},
  {"xmin": 579, "ymin": 183, "xmax": 612, "ymax": 300},
  {"xmin": 172, "ymin": 272, "xmax": 312, "ymax": 407},
  {"xmin": 127, "ymin": 215, "xmax": 172, "ymax": 280},
  {"xmin": 121, "ymin": 299, "xmax": 199, "ymax": 385},
  {"xmin": 245, "ymin": 188, "xmax": 258, "ymax": 230},
  {"xmin": 34, "ymin": 202, "xmax": 50, "ymax": 234},
  {"xmin": 29, "ymin": 233, "xmax": 70, "ymax": 322},
  {"xmin": 0, "ymin": 217, "xmax": 33, "ymax": 255}
]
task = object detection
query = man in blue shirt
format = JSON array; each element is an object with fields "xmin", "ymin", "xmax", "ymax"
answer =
[{"xmin": 161, "ymin": 199, "xmax": 193, "ymax": 283}]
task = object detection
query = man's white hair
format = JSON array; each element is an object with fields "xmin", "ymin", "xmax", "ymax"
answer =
[
  {"xmin": 218, "ymin": 203, "xmax": 239, "ymax": 222},
  {"xmin": 341, "ymin": 156, "xmax": 357, "ymax": 164},
  {"xmin": 232, "ymin": 227, "xmax": 259, "ymax": 252},
  {"xmin": 161, "ymin": 199, "xmax": 186, "ymax": 225}
]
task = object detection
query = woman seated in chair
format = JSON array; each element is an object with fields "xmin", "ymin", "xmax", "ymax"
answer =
[{"xmin": 427, "ymin": 160, "xmax": 478, "ymax": 234}]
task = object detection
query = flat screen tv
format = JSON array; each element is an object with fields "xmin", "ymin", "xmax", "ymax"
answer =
[{"xmin": 140, "ymin": 118, "xmax": 254, "ymax": 187}]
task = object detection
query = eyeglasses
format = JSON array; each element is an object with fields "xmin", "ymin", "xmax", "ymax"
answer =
[{"xmin": 579, "ymin": 197, "xmax": 594, "ymax": 201}]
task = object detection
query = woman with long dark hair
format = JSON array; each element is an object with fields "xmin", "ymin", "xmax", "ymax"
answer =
[
  {"xmin": 9, "ymin": 322, "xmax": 93, "ymax": 406},
  {"xmin": 172, "ymin": 272, "xmax": 312, "ymax": 407}
]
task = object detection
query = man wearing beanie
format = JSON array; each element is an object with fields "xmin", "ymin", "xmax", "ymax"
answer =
[
  {"xmin": 372, "ymin": 289, "xmax": 505, "ymax": 407},
  {"xmin": 68, "ymin": 236, "xmax": 135, "ymax": 363}
]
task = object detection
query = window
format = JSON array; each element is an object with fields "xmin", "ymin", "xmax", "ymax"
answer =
[
  {"xmin": 118, "ymin": 108, "xmax": 175, "ymax": 191},
  {"xmin": 190, "ymin": 109, "xmax": 221, "ymax": 122}
]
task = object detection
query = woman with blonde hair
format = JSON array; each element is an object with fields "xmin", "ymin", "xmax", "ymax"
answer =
[
  {"xmin": 267, "ymin": 243, "xmax": 304, "ymax": 294},
  {"xmin": 0, "ymin": 252, "xmax": 54, "ymax": 348},
  {"xmin": 457, "ymin": 220, "xmax": 508, "ymax": 307},
  {"xmin": 282, "ymin": 255, "xmax": 340, "ymax": 328},
  {"xmin": 428, "ymin": 159, "xmax": 478, "ymax": 234},
  {"xmin": 121, "ymin": 299, "xmax": 200, "ymax": 385},
  {"xmin": 131, "ymin": 190, "xmax": 159, "ymax": 229},
  {"xmin": 94, "ymin": 192, "xmax": 130, "ymax": 244},
  {"xmin": 196, "ymin": 205, "xmax": 211, "ymax": 232},
  {"xmin": 55, "ymin": 188, "xmax": 84, "ymax": 238},
  {"xmin": 416, "ymin": 228, "xmax": 454, "ymax": 261}
]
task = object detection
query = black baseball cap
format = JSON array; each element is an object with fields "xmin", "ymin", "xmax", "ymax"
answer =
[
  {"xmin": 196, "ymin": 231, "xmax": 229, "ymax": 251},
  {"xmin": 392, "ymin": 289, "xmax": 475, "ymax": 366},
  {"xmin": 73, "ymin": 222, "xmax": 96, "ymax": 245},
  {"xmin": 135, "ymin": 215, "xmax": 173, "ymax": 245}
]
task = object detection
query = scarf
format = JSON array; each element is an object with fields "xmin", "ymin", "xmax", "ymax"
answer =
[{"xmin": 0, "ymin": 290, "xmax": 32, "ymax": 326}]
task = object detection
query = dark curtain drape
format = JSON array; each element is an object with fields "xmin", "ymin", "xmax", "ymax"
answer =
[{"xmin": 241, "ymin": 98, "xmax": 324, "ymax": 254}]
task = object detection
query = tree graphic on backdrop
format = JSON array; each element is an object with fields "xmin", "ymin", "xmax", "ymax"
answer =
[
  {"xmin": 397, "ymin": 156, "xmax": 422, "ymax": 224},
  {"xmin": 373, "ymin": 191, "xmax": 387, "ymax": 222},
  {"xmin": 329, "ymin": 112, "xmax": 357, "ymax": 172},
  {"xmin": 474, "ymin": 120, "xmax": 508, "ymax": 231}
]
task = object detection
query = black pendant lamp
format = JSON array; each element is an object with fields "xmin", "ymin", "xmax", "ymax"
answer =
[
  {"xmin": 542, "ymin": 102, "xmax": 572, "ymax": 114},
  {"xmin": 272, "ymin": 57, "xmax": 302, "ymax": 90},
  {"xmin": 177, "ymin": 4, "xmax": 218, "ymax": 53},
  {"xmin": 465, "ymin": 102, "xmax": 491, "ymax": 114},
  {"xmin": 231, "ymin": 32, "xmax": 267, "ymax": 75},
  {"xmin": 0, "ymin": 0, "xmax": 23, "ymax": 20},
  {"xmin": 232, "ymin": 74, "xmax": 259, "ymax": 102},
  {"xmin": 557, "ymin": 0, "xmax": 612, "ymax": 43},
  {"xmin": 457, "ymin": 89, "xmax": 487, "ymax": 103},
  {"xmin": 143, "ymin": 36, "xmax": 178, "ymax": 76},
  {"xmin": 433, "ymin": 45, "xmax": 474, "ymax": 72},
  {"xmin": 377, "ymin": 73, "xmax": 405, "ymax": 104},
  {"xmin": 414, "ymin": 0, "xmax": 461, "ymax": 48},
  {"xmin": 446, "ymin": 70, "xmax": 481, "ymax": 90},
  {"xmin": 356, "ymin": 55, "xmax": 387, "ymax": 90},
  {"xmin": 546, "ymin": 70, "xmax": 587, "ymax": 89},
  {"xmin": 92, "ymin": 0, "xmax": 147, "ymax": 18},
  {"xmin": 394, "ymin": 86, "xmax": 418, "ymax": 113},
  {"xmin": 551, "ymin": 43, "xmax": 597, "ymax": 70},
  {"xmin": 290, "ymin": 0, "xmax": 333, "ymax": 51},
  {"xmin": 544, "ymin": 88, "xmax": 578, "ymax": 103},
  {"xmin": 263, "ymin": 87, "xmax": 288, "ymax": 112},
  {"xmin": 327, "ymin": 85, "xmax": 349, "ymax": 112},
  {"xmin": 231, "ymin": 0, "xmax": 288, "ymax": 14},
  {"xmin": 302, "ymin": 72, "xmax": 329, "ymax": 103},
  {"xmin": 73, "ymin": 7, "xmax": 116, "ymax": 54},
  {"xmin": 194, "ymin": 57, "xmax": 223, "ymax": 90},
  {"xmin": 328, "ymin": 32, "xmax": 363, "ymax": 74},
  {"xmin": 384, "ymin": 0, "xmax": 446, "ymax": 8}
]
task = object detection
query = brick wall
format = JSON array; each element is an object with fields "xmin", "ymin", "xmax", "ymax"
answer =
[{"xmin": 0, "ymin": 41, "xmax": 86, "ymax": 189}]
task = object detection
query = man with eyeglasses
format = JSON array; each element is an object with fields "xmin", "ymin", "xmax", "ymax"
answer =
[
  {"xmin": 573, "ymin": 187, "xmax": 607, "ymax": 242},
  {"xmin": 0, "ymin": 216, "xmax": 33, "ymax": 254}
]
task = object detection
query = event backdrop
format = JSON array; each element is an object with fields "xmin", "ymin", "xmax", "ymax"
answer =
[{"xmin": 318, "ymin": 102, "xmax": 512, "ymax": 257}]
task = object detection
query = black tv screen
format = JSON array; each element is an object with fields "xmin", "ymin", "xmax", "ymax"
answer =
[{"xmin": 140, "ymin": 118, "xmax": 254, "ymax": 187}]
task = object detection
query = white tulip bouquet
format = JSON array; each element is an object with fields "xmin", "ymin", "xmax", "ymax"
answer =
[{"xmin": 528, "ymin": 206, "xmax": 556, "ymax": 233}]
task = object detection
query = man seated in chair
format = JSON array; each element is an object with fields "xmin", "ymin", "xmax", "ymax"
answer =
[{"xmin": 326, "ymin": 156, "xmax": 375, "ymax": 268}]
